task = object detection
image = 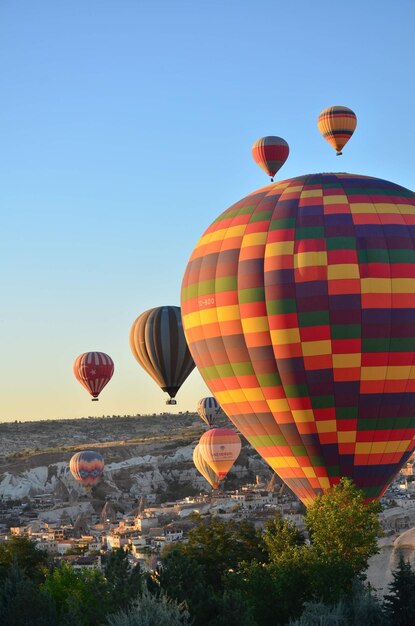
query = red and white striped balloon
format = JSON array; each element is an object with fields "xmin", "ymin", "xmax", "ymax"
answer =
[{"xmin": 73, "ymin": 352, "xmax": 114, "ymax": 400}]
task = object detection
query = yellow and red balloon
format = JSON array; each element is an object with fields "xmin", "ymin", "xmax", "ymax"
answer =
[{"xmin": 317, "ymin": 106, "xmax": 357, "ymax": 155}]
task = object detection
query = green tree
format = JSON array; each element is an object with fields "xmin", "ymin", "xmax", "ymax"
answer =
[
  {"xmin": 104, "ymin": 548, "xmax": 143, "ymax": 611},
  {"xmin": 183, "ymin": 516, "xmax": 266, "ymax": 589},
  {"xmin": 262, "ymin": 513, "xmax": 305, "ymax": 561},
  {"xmin": 210, "ymin": 588, "xmax": 257, "ymax": 626},
  {"xmin": 225, "ymin": 512, "xmax": 311, "ymax": 623},
  {"xmin": 107, "ymin": 588, "xmax": 190, "ymax": 626},
  {"xmin": 156, "ymin": 547, "xmax": 219, "ymax": 625},
  {"xmin": 306, "ymin": 478, "xmax": 381, "ymax": 578},
  {"xmin": 0, "ymin": 562, "xmax": 57, "ymax": 625},
  {"xmin": 383, "ymin": 555, "xmax": 415, "ymax": 625},
  {"xmin": 231, "ymin": 558, "xmax": 310, "ymax": 626},
  {"xmin": 0, "ymin": 536, "xmax": 50, "ymax": 584},
  {"xmin": 347, "ymin": 580, "xmax": 387, "ymax": 625},
  {"xmin": 228, "ymin": 480, "xmax": 384, "ymax": 621},
  {"xmin": 43, "ymin": 561, "xmax": 110, "ymax": 626}
]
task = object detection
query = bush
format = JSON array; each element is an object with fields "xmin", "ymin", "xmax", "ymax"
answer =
[
  {"xmin": 290, "ymin": 580, "xmax": 386, "ymax": 626},
  {"xmin": 106, "ymin": 589, "xmax": 190, "ymax": 626},
  {"xmin": 289, "ymin": 600, "xmax": 348, "ymax": 625}
]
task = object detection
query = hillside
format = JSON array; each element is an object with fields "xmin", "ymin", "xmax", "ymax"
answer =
[{"xmin": 0, "ymin": 414, "xmax": 271, "ymax": 503}]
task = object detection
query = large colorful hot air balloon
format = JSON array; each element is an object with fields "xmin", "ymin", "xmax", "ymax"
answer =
[
  {"xmin": 193, "ymin": 443, "xmax": 220, "ymax": 489},
  {"xmin": 182, "ymin": 172, "xmax": 415, "ymax": 506},
  {"xmin": 69, "ymin": 451, "xmax": 105, "ymax": 488},
  {"xmin": 198, "ymin": 428, "xmax": 241, "ymax": 480},
  {"xmin": 130, "ymin": 306, "xmax": 195, "ymax": 404},
  {"xmin": 252, "ymin": 136, "xmax": 289, "ymax": 181},
  {"xmin": 197, "ymin": 396, "xmax": 222, "ymax": 428},
  {"xmin": 318, "ymin": 106, "xmax": 357, "ymax": 155},
  {"xmin": 73, "ymin": 352, "xmax": 114, "ymax": 401}
]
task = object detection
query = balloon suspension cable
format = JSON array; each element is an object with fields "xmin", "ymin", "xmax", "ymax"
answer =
[{"xmin": 336, "ymin": 151, "xmax": 343, "ymax": 156}]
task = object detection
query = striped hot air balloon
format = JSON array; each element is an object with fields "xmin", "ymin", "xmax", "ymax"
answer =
[
  {"xmin": 130, "ymin": 306, "xmax": 195, "ymax": 404},
  {"xmin": 252, "ymin": 136, "xmax": 289, "ymax": 181},
  {"xmin": 318, "ymin": 106, "xmax": 357, "ymax": 155},
  {"xmin": 69, "ymin": 451, "xmax": 104, "ymax": 488},
  {"xmin": 193, "ymin": 443, "xmax": 220, "ymax": 489},
  {"xmin": 198, "ymin": 428, "xmax": 241, "ymax": 480},
  {"xmin": 182, "ymin": 172, "xmax": 415, "ymax": 507},
  {"xmin": 73, "ymin": 352, "xmax": 114, "ymax": 401},
  {"xmin": 197, "ymin": 396, "xmax": 222, "ymax": 428}
]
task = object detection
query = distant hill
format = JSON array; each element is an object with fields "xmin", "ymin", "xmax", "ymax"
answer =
[{"xmin": 0, "ymin": 414, "xmax": 271, "ymax": 504}]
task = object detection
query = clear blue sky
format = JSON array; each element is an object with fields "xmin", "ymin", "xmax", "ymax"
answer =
[{"xmin": 1, "ymin": 0, "xmax": 414, "ymax": 421}]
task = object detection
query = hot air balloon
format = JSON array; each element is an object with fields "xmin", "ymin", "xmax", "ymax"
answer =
[
  {"xmin": 317, "ymin": 106, "xmax": 357, "ymax": 155},
  {"xmin": 73, "ymin": 352, "xmax": 114, "ymax": 401},
  {"xmin": 193, "ymin": 443, "xmax": 220, "ymax": 489},
  {"xmin": 197, "ymin": 396, "xmax": 222, "ymax": 428},
  {"xmin": 130, "ymin": 305, "xmax": 195, "ymax": 405},
  {"xmin": 252, "ymin": 136, "xmax": 289, "ymax": 181},
  {"xmin": 182, "ymin": 172, "xmax": 415, "ymax": 507},
  {"xmin": 69, "ymin": 451, "xmax": 104, "ymax": 488},
  {"xmin": 198, "ymin": 428, "xmax": 241, "ymax": 480}
]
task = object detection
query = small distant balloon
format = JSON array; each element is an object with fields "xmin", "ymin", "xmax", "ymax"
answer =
[
  {"xmin": 251, "ymin": 136, "xmax": 289, "ymax": 181},
  {"xmin": 129, "ymin": 305, "xmax": 195, "ymax": 405},
  {"xmin": 193, "ymin": 443, "xmax": 220, "ymax": 490},
  {"xmin": 197, "ymin": 396, "xmax": 222, "ymax": 428},
  {"xmin": 198, "ymin": 428, "xmax": 241, "ymax": 481},
  {"xmin": 317, "ymin": 106, "xmax": 357, "ymax": 155},
  {"xmin": 69, "ymin": 451, "xmax": 104, "ymax": 488},
  {"xmin": 73, "ymin": 352, "xmax": 114, "ymax": 401}
]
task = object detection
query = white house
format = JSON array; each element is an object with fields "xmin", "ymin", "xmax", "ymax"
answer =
[
  {"xmin": 164, "ymin": 525, "xmax": 183, "ymax": 542},
  {"xmin": 56, "ymin": 540, "xmax": 76, "ymax": 555}
]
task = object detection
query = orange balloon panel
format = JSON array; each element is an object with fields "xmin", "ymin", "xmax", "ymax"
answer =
[{"xmin": 198, "ymin": 428, "xmax": 241, "ymax": 480}]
